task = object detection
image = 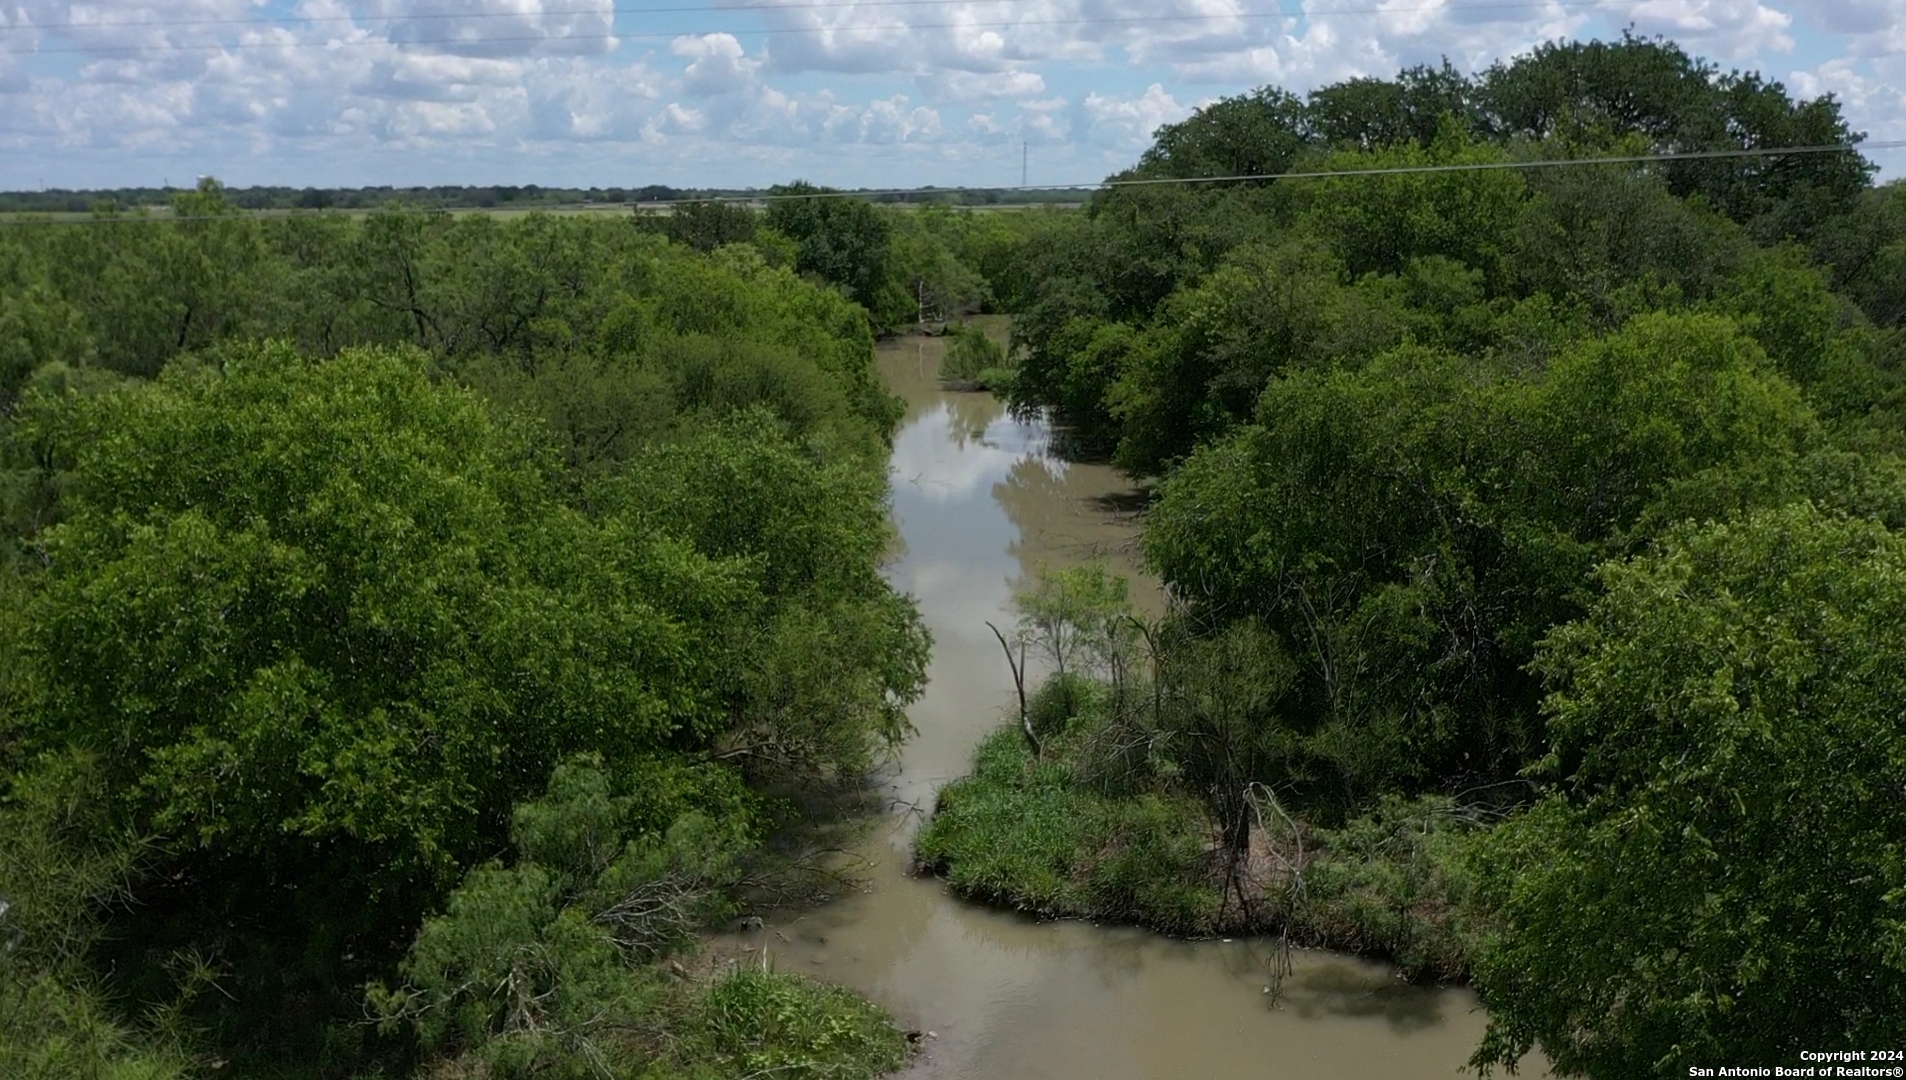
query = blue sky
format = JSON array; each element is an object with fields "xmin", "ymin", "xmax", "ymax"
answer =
[{"xmin": 0, "ymin": 0, "xmax": 1901, "ymax": 191}]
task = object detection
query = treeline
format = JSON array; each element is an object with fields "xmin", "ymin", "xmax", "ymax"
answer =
[
  {"xmin": 0, "ymin": 181, "xmax": 1053, "ymax": 404},
  {"xmin": 0, "ymin": 187, "xmax": 942, "ymax": 1077},
  {"xmin": 919, "ymin": 34, "xmax": 1906, "ymax": 1078},
  {"xmin": 0, "ymin": 183, "xmax": 1083, "ymax": 215},
  {"xmin": 0, "ymin": 183, "xmax": 697, "ymax": 213},
  {"xmin": 637, "ymin": 189, "xmax": 1065, "ymax": 332}
]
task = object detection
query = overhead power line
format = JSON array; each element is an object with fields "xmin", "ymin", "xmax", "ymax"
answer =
[
  {"xmin": 661, "ymin": 140, "xmax": 1903, "ymax": 202},
  {"xmin": 0, "ymin": 141, "xmax": 1898, "ymax": 227},
  {"xmin": 0, "ymin": 0, "xmax": 1686, "ymax": 55}
]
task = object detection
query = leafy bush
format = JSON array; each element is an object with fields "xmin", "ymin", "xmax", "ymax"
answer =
[
  {"xmin": 1469, "ymin": 504, "xmax": 1906, "ymax": 1076},
  {"xmin": 937, "ymin": 324, "xmax": 1008, "ymax": 389},
  {"xmin": 1025, "ymin": 672, "xmax": 1103, "ymax": 741},
  {"xmin": 673, "ymin": 968, "xmax": 908, "ymax": 1080},
  {"xmin": 918, "ymin": 725, "xmax": 1492, "ymax": 970},
  {"xmin": 377, "ymin": 755, "xmax": 901, "ymax": 1080},
  {"xmin": 0, "ymin": 755, "xmax": 191, "ymax": 1080},
  {"xmin": 916, "ymin": 728, "xmax": 1219, "ymax": 935},
  {"xmin": 1297, "ymin": 796, "xmax": 1486, "ymax": 981}
]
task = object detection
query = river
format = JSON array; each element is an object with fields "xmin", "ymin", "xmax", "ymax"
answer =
[{"xmin": 727, "ymin": 329, "xmax": 1527, "ymax": 1079}]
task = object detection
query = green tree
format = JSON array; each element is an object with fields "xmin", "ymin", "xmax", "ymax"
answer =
[
  {"xmin": 1145, "ymin": 314, "xmax": 1832, "ymax": 799},
  {"xmin": 1813, "ymin": 180, "xmax": 1906, "ymax": 328},
  {"xmin": 0, "ymin": 754, "xmax": 193, "ymax": 1080},
  {"xmin": 1511, "ymin": 155, "xmax": 1749, "ymax": 325},
  {"xmin": 886, "ymin": 206, "xmax": 987, "ymax": 321},
  {"xmin": 1471, "ymin": 503, "xmax": 1906, "ymax": 1076},
  {"xmin": 1292, "ymin": 127, "xmax": 1528, "ymax": 287},
  {"xmin": 12, "ymin": 342, "xmax": 745, "ymax": 1018},
  {"xmin": 1305, "ymin": 62, "xmax": 1474, "ymax": 150},
  {"xmin": 765, "ymin": 183, "xmax": 901, "ymax": 318},
  {"xmin": 0, "ymin": 206, "xmax": 928, "ymax": 1074},
  {"xmin": 1103, "ymin": 237, "xmax": 1413, "ymax": 471},
  {"xmin": 604, "ymin": 409, "xmax": 930, "ymax": 784},
  {"xmin": 1476, "ymin": 34, "xmax": 1871, "ymax": 243},
  {"xmin": 1135, "ymin": 87, "xmax": 1312, "ymax": 180},
  {"xmin": 1152, "ymin": 617, "xmax": 1296, "ymax": 895},
  {"xmin": 651, "ymin": 200, "xmax": 760, "ymax": 252}
]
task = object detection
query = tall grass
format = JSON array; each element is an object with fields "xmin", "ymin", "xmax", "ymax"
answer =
[
  {"xmin": 915, "ymin": 703, "xmax": 1491, "ymax": 979},
  {"xmin": 916, "ymin": 728, "xmax": 1219, "ymax": 934}
]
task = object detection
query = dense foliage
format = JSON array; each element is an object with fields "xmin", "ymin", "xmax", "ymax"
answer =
[
  {"xmin": 0, "ymin": 197, "xmax": 931, "ymax": 1077},
  {"xmin": 8, "ymin": 28, "xmax": 1906, "ymax": 1080},
  {"xmin": 758, "ymin": 184, "xmax": 1063, "ymax": 329},
  {"xmin": 1146, "ymin": 313, "xmax": 1905, "ymax": 802},
  {"xmin": 1008, "ymin": 35, "xmax": 1896, "ymax": 469},
  {"xmin": 1469, "ymin": 504, "xmax": 1906, "ymax": 1073},
  {"xmin": 995, "ymin": 34, "xmax": 1905, "ymax": 802},
  {"xmin": 921, "ymin": 34, "xmax": 1906, "ymax": 1078}
]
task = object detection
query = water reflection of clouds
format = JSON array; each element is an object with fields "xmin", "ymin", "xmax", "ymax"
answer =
[
  {"xmin": 887, "ymin": 402, "xmax": 1064, "ymax": 506},
  {"xmin": 980, "ymin": 414, "xmax": 1062, "ymax": 472},
  {"xmin": 904, "ymin": 561, "xmax": 1012, "ymax": 644}
]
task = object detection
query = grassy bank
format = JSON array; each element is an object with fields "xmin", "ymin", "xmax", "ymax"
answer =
[
  {"xmin": 403, "ymin": 966, "xmax": 910, "ymax": 1080},
  {"xmin": 914, "ymin": 725, "xmax": 1490, "ymax": 982}
]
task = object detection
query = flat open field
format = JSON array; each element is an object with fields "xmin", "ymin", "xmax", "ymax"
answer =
[{"xmin": 0, "ymin": 199, "xmax": 1085, "ymax": 224}]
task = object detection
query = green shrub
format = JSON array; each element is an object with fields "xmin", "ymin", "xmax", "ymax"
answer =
[
  {"xmin": 377, "ymin": 755, "xmax": 903, "ymax": 1080},
  {"xmin": 916, "ymin": 728, "xmax": 1218, "ymax": 933},
  {"xmin": 1025, "ymin": 671, "xmax": 1104, "ymax": 740},
  {"xmin": 918, "ymin": 728, "xmax": 1491, "ymax": 966},
  {"xmin": 673, "ymin": 968, "xmax": 907, "ymax": 1080},
  {"xmin": 1298, "ymin": 795, "xmax": 1486, "ymax": 981},
  {"xmin": 0, "ymin": 755, "xmax": 191, "ymax": 1080},
  {"xmin": 937, "ymin": 324, "xmax": 1011, "ymax": 388}
]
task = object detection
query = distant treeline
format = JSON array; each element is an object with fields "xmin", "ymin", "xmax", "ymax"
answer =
[{"xmin": 0, "ymin": 182, "xmax": 1086, "ymax": 214}]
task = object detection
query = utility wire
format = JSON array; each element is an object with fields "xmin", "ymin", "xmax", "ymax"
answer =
[
  {"xmin": 0, "ymin": 0, "xmax": 1679, "ymax": 55},
  {"xmin": 1, "ymin": 141, "xmax": 1898, "ymax": 226},
  {"xmin": 655, "ymin": 139, "xmax": 1904, "ymax": 202}
]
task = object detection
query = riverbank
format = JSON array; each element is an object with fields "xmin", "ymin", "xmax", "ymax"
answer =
[
  {"xmin": 913, "ymin": 724, "xmax": 1491, "ymax": 985},
  {"xmin": 717, "ymin": 334, "xmax": 1519, "ymax": 1080}
]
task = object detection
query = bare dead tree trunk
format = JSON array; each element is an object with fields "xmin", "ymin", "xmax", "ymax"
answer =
[
  {"xmin": 986, "ymin": 620, "xmax": 1037, "ymax": 758},
  {"xmin": 1126, "ymin": 614, "xmax": 1162, "ymax": 729},
  {"xmin": 1246, "ymin": 782, "xmax": 1305, "ymax": 1005},
  {"xmin": 1219, "ymin": 780, "xmax": 1254, "ymax": 925}
]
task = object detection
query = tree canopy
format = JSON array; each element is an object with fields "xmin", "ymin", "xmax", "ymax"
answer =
[
  {"xmin": 1471, "ymin": 504, "xmax": 1906, "ymax": 1073},
  {"xmin": 921, "ymin": 34, "xmax": 1906, "ymax": 1077},
  {"xmin": 0, "ymin": 200, "xmax": 930, "ymax": 1075}
]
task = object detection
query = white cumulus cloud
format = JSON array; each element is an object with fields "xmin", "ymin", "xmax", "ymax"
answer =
[
  {"xmin": 673, "ymin": 33, "xmax": 759, "ymax": 96},
  {"xmin": 0, "ymin": 0, "xmax": 1898, "ymax": 187},
  {"xmin": 1081, "ymin": 82, "xmax": 1191, "ymax": 149}
]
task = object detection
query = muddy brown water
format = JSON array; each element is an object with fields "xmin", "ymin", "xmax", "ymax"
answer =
[{"xmin": 723, "ymin": 329, "xmax": 1539, "ymax": 1079}]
